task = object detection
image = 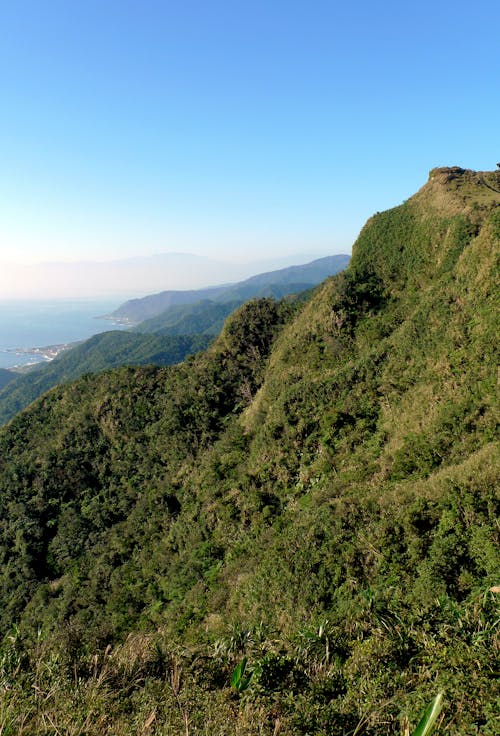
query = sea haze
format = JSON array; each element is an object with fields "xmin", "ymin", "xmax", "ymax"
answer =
[{"xmin": 0, "ymin": 299, "xmax": 126, "ymax": 369}]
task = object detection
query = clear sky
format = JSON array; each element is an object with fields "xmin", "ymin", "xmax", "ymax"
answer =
[{"xmin": 0, "ymin": 0, "xmax": 499, "ymax": 275}]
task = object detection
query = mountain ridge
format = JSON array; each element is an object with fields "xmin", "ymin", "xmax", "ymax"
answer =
[{"xmin": 107, "ymin": 254, "xmax": 350, "ymax": 323}]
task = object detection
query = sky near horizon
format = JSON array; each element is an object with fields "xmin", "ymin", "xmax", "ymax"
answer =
[{"xmin": 0, "ymin": 1, "xmax": 499, "ymax": 291}]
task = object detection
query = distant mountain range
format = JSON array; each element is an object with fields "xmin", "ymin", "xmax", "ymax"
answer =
[{"xmin": 106, "ymin": 255, "xmax": 351, "ymax": 323}]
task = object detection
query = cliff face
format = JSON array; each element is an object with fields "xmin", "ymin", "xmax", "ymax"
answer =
[{"xmin": 0, "ymin": 169, "xmax": 498, "ymax": 735}]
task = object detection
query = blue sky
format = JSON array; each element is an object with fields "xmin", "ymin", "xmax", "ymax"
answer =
[{"xmin": 0, "ymin": 0, "xmax": 499, "ymax": 273}]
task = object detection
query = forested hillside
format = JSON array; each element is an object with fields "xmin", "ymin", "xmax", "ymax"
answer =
[
  {"xmin": 0, "ymin": 260, "xmax": 338, "ymax": 427},
  {"xmin": 0, "ymin": 368, "xmax": 14, "ymax": 390},
  {"xmin": 0, "ymin": 331, "xmax": 211, "ymax": 426},
  {"xmin": 136, "ymin": 285, "xmax": 311, "ymax": 336},
  {"xmin": 0, "ymin": 168, "xmax": 498, "ymax": 735}
]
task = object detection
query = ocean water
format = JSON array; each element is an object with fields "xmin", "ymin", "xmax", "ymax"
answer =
[{"xmin": 0, "ymin": 299, "xmax": 126, "ymax": 369}]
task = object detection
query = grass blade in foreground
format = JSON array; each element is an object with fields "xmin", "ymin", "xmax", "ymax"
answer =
[
  {"xmin": 411, "ymin": 692, "xmax": 443, "ymax": 736},
  {"xmin": 231, "ymin": 657, "xmax": 253, "ymax": 692}
]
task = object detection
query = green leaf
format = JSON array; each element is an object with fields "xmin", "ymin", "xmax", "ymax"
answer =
[
  {"xmin": 231, "ymin": 657, "xmax": 254, "ymax": 692},
  {"xmin": 411, "ymin": 692, "xmax": 443, "ymax": 736},
  {"xmin": 231, "ymin": 657, "xmax": 247, "ymax": 689}
]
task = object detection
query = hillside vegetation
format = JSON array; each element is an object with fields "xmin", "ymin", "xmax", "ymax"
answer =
[
  {"xmin": 136, "ymin": 285, "xmax": 312, "ymax": 336},
  {"xmin": 0, "ymin": 331, "xmax": 211, "ymax": 426},
  {"xmin": 0, "ymin": 368, "xmax": 15, "ymax": 390},
  {"xmin": 0, "ymin": 258, "xmax": 345, "ymax": 427},
  {"xmin": 0, "ymin": 168, "xmax": 498, "ymax": 735}
]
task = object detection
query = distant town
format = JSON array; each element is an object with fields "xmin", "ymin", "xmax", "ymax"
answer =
[{"xmin": 6, "ymin": 342, "xmax": 78, "ymax": 364}]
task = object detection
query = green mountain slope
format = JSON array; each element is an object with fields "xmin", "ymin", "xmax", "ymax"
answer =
[
  {"xmin": 0, "ymin": 367, "xmax": 15, "ymax": 389},
  {"xmin": 107, "ymin": 284, "xmax": 229, "ymax": 322},
  {"xmin": 0, "ymin": 258, "xmax": 345, "ymax": 427},
  {"xmin": 136, "ymin": 284, "xmax": 312, "ymax": 335},
  {"xmin": 0, "ymin": 168, "xmax": 498, "ymax": 735},
  {"xmin": 0, "ymin": 331, "xmax": 211, "ymax": 425},
  {"xmin": 135, "ymin": 298, "xmax": 243, "ymax": 335},
  {"xmin": 0, "ymin": 293, "xmax": 310, "ymax": 427}
]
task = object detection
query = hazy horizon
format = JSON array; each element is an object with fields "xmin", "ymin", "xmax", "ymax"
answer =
[{"xmin": 0, "ymin": 250, "xmax": 348, "ymax": 300}]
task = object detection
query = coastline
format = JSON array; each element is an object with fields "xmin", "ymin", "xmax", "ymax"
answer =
[
  {"xmin": 97, "ymin": 314, "xmax": 138, "ymax": 327},
  {"xmin": 5, "ymin": 341, "xmax": 80, "ymax": 370},
  {"xmin": 0, "ymin": 299, "xmax": 128, "ymax": 371}
]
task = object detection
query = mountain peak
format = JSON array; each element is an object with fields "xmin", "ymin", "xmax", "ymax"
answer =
[
  {"xmin": 347, "ymin": 165, "xmax": 499, "ymax": 296},
  {"xmin": 428, "ymin": 165, "xmax": 469, "ymax": 181},
  {"xmin": 422, "ymin": 166, "xmax": 500, "ymax": 212}
]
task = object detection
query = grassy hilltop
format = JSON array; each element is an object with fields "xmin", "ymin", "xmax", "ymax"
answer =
[{"xmin": 0, "ymin": 167, "xmax": 498, "ymax": 734}]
